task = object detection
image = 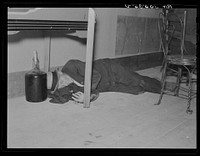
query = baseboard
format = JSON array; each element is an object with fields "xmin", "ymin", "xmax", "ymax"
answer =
[{"xmin": 112, "ymin": 52, "xmax": 164, "ymax": 71}]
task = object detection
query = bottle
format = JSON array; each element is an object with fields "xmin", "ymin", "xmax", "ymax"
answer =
[{"xmin": 25, "ymin": 51, "xmax": 47, "ymax": 102}]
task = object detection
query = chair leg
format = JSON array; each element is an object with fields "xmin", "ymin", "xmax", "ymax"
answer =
[
  {"xmin": 161, "ymin": 61, "xmax": 167, "ymax": 83},
  {"xmin": 155, "ymin": 62, "xmax": 167, "ymax": 105},
  {"xmin": 186, "ymin": 72, "xmax": 189, "ymax": 86},
  {"xmin": 174, "ymin": 67, "xmax": 182, "ymax": 96},
  {"xmin": 186, "ymin": 70, "xmax": 193, "ymax": 114},
  {"xmin": 160, "ymin": 58, "xmax": 165, "ymax": 72}
]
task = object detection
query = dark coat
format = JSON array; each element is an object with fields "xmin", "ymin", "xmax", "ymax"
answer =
[{"xmin": 61, "ymin": 58, "xmax": 161, "ymax": 94}]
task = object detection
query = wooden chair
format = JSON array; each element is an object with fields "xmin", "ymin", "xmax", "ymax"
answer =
[{"xmin": 155, "ymin": 10, "xmax": 196, "ymax": 114}]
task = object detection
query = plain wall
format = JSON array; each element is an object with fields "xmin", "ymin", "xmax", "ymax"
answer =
[{"xmin": 8, "ymin": 8, "xmax": 162, "ymax": 73}]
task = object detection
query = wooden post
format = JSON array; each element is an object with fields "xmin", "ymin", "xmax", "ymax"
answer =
[
  {"xmin": 83, "ymin": 8, "xmax": 96, "ymax": 108},
  {"xmin": 44, "ymin": 31, "xmax": 51, "ymax": 73}
]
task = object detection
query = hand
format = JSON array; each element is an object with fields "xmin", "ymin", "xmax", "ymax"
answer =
[{"xmin": 72, "ymin": 91, "xmax": 84, "ymax": 103}]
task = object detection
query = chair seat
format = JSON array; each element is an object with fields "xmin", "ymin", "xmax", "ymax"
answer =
[{"xmin": 166, "ymin": 55, "xmax": 196, "ymax": 66}]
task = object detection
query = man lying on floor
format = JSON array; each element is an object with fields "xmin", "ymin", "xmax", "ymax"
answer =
[{"xmin": 47, "ymin": 58, "xmax": 161, "ymax": 104}]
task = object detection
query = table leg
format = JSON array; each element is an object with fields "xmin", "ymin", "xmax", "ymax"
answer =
[{"xmin": 84, "ymin": 8, "xmax": 95, "ymax": 108}]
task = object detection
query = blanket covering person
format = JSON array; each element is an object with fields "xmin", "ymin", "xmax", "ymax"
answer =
[{"xmin": 47, "ymin": 58, "xmax": 161, "ymax": 104}]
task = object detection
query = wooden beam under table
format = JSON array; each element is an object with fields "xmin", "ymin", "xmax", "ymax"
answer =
[
  {"xmin": 83, "ymin": 8, "xmax": 96, "ymax": 108},
  {"xmin": 43, "ymin": 31, "xmax": 51, "ymax": 73}
]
